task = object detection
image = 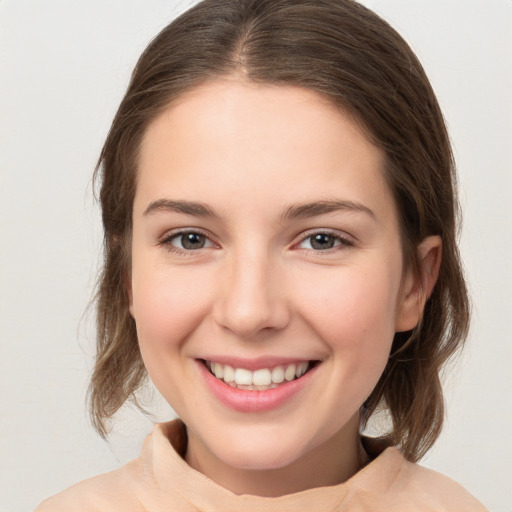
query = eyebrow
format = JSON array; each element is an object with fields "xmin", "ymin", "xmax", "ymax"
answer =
[
  {"xmin": 280, "ymin": 199, "xmax": 375, "ymax": 221},
  {"xmin": 143, "ymin": 198, "xmax": 375, "ymax": 221},
  {"xmin": 143, "ymin": 199, "xmax": 219, "ymax": 218}
]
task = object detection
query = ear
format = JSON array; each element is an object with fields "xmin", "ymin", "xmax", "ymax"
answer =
[
  {"xmin": 395, "ymin": 235, "xmax": 442, "ymax": 332},
  {"xmin": 126, "ymin": 272, "xmax": 135, "ymax": 318}
]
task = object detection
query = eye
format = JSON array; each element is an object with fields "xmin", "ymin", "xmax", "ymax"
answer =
[
  {"xmin": 297, "ymin": 232, "xmax": 353, "ymax": 251},
  {"xmin": 161, "ymin": 230, "xmax": 215, "ymax": 252}
]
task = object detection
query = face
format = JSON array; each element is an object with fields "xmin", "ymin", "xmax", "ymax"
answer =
[{"xmin": 129, "ymin": 78, "xmax": 419, "ymax": 473}]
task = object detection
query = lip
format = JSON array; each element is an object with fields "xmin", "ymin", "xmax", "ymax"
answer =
[{"xmin": 196, "ymin": 358, "xmax": 320, "ymax": 413}]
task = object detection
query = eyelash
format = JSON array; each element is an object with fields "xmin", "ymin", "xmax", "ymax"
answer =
[
  {"xmin": 158, "ymin": 229, "xmax": 354, "ymax": 255},
  {"xmin": 158, "ymin": 229, "xmax": 216, "ymax": 256},
  {"xmin": 295, "ymin": 230, "xmax": 355, "ymax": 253}
]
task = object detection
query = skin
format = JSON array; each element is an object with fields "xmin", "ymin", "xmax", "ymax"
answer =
[{"xmin": 128, "ymin": 78, "xmax": 441, "ymax": 497}]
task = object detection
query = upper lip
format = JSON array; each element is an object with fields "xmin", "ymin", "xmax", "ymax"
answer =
[{"xmin": 198, "ymin": 355, "xmax": 318, "ymax": 371}]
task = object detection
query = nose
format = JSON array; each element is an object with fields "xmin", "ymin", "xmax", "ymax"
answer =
[{"xmin": 213, "ymin": 247, "xmax": 290, "ymax": 339}]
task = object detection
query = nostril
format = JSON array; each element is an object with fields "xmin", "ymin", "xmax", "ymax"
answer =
[{"xmin": 213, "ymin": 271, "xmax": 291, "ymax": 337}]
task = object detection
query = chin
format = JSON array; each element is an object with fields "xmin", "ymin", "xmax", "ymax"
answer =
[
  {"xmin": 219, "ymin": 443, "xmax": 302, "ymax": 471},
  {"xmin": 206, "ymin": 423, "xmax": 316, "ymax": 471}
]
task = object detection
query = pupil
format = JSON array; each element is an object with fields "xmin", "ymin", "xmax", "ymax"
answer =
[
  {"xmin": 311, "ymin": 234, "xmax": 334, "ymax": 250},
  {"xmin": 182, "ymin": 233, "xmax": 205, "ymax": 250}
]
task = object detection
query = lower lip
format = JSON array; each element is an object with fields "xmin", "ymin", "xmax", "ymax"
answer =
[{"xmin": 196, "ymin": 360, "xmax": 319, "ymax": 413}]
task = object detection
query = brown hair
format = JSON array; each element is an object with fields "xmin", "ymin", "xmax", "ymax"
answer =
[{"xmin": 89, "ymin": 0, "xmax": 469, "ymax": 462}]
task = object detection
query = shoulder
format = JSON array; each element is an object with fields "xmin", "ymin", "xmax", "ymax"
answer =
[
  {"xmin": 33, "ymin": 420, "xmax": 185, "ymax": 512},
  {"xmin": 362, "ymin": 447, "xmax": 489, "ymax": 511},
  {"xmin": 402, "ymin": 457, "xmax": 488, "ymax": 511},
  {"xmin": 34, "ymin": 458, "xmax": 144, "ymax": 512}
]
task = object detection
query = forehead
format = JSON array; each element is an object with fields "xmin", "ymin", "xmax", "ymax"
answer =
[{"xmin": 135, "ymin": 78, "xmax": 394, "ymax": 222}]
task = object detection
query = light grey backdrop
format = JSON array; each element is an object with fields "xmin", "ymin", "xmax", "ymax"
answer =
[{"xmin": 1, "ymin": 1, "xmax": 510, "ymax": 511}]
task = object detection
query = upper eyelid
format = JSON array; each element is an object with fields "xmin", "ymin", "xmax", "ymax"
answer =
[
  {"xmin": 157, "ymin": 227, "xmax": 355, "ymax": 248},
  {"xmin": 156, "ymin": 230, "xmax": 217, "ymax": 255},
  {"xmin": 159, "ymin": 227, "xmax": 215, "ymax": 243},
  {"xmin": 158, "ymin": 229, "xmax": 218, "ymax": 256},
  {"xmin": 294, "ymin": 228, "xmax": 355, "ymax": 244}
]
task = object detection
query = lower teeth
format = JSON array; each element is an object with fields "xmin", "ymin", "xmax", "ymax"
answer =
[{"xmin": 228, "ymin": 382, "xmax": 280, "ymax": 391}]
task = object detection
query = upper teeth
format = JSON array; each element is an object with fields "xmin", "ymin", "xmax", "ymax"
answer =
[{"xmin": 206, "ymin": 361, "xmax": 309, "ymax": 386}]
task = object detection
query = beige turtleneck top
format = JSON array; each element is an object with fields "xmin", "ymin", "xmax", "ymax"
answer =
[{"xmin": 35, "ymin": 419, "xmax": 488, "ymax": 511}]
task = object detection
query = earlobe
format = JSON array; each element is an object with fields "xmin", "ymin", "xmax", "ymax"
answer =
[{"xmin": 395, "ymin": 235, "xmax": 442, "ymax": 332}]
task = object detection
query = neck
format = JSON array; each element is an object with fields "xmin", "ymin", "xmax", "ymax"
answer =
[{"xmin": 184, "ymin": 414, "xmax": 365, "ymax": 497}]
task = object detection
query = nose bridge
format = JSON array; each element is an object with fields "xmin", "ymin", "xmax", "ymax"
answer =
[{"xmin": 215, "ymin": 242, "xmax": 288, "ymax": 338}]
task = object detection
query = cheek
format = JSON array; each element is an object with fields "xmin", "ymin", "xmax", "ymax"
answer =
[
  {"xmin": 131, "ymin": 264, "xmax": 212, "ymax": 371},
  {"xmin": 300, "ymin": 264, "xmax": 399, "ymax": 330},
  {"xmin": 295, "ymin": 263, "xmax": 400, "ymax": 375}
]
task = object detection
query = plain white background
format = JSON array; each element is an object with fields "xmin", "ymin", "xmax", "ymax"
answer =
[{"xmin": 0, "ymin": 1, "xmax": 510, "ymax": 511}]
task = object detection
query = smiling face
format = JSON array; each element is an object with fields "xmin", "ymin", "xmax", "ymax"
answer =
[{"xmin": 129, "ymin": 78, "xmax": 424, "ymax": 490}]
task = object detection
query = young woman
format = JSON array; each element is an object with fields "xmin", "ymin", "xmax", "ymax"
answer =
[{"xmin": 36, "ymin": 0, "xmax": 488, "ymax": 509}]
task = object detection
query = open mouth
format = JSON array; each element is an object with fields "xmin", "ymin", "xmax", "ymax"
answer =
[{"xmin": 201, "ymin": 359, "xmax": 319, "ymax": 391}]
